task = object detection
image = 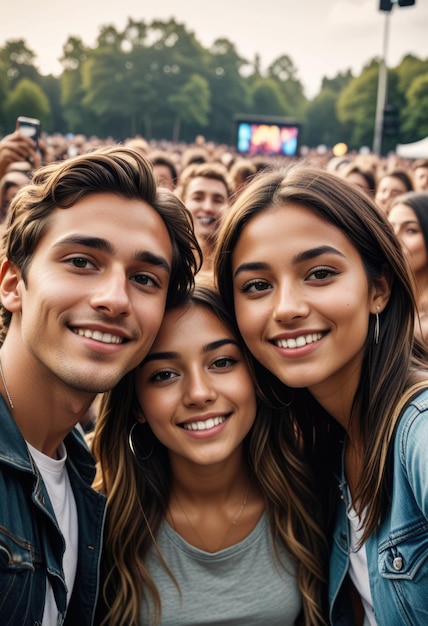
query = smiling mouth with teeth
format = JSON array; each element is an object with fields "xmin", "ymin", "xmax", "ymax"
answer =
[
  {"xmin": 181, "ymin": 415, "xmax": 227, "ymax": 431},
  {"xmin": 74, "ymin": 328, "xmax": 124, "ymax": 344},
  {"xmin": 274, "ymin": 332, "xmax": 323, "ymax": 349}
]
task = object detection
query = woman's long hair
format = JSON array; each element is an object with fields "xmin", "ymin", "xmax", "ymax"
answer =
[
  {"xmin": 92, "ymin": 285, "xmax": 329, "ymax": 626},
  {"xmin": 214, "ymin": 165, "xmax": 427, "ymax": 544}
]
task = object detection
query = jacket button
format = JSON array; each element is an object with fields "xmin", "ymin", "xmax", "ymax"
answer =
[{"xmin": 393, "ymin": 556, "xmax": 403, "ymax": 571}]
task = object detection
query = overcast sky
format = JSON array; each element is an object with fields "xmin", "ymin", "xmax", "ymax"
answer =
[{"xmin": 1, "ymin": 0, "xmax": 427, "ymax": 98}]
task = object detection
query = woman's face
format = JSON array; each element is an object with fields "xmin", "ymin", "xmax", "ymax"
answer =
[
  {"xmin": 388, "ymin": 202, "xmax": 428, "ymax": 275},
  {"xmin": 375, "ymin": 175, "xmax": 408, "ymax": 214},
  {"xmin": 231, "ymin": 203, "xmax": 386, "ymax": 411},
  {"xmin": 344, "ymin": 172, "xmax": 372, "ymax": 195},
  {"xmin": 136, "ymin": 304, "xmax": 256, "ymax": 467}
]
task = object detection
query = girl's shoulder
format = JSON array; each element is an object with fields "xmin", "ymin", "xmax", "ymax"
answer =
[{"xmin": 395, "ymin": 382, "xmax": 428, "ymax": 453}]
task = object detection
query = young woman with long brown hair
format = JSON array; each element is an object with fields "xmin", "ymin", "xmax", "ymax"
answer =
[
  {"xmin": 92, "ymin": 285, "xmax": 328, "ymax": 626},
  {"xmin": 214, "ymin": 166, "xmax": 428, "ymax": 626}
]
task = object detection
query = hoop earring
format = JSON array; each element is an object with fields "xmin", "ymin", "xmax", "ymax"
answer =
[
  {"xmin": 128, "ymin": 422, "xmax": 154, "ymax": 461},
  {"xmin": 374, "ymin": 307, "xmax": 380, "ymax": 345}
]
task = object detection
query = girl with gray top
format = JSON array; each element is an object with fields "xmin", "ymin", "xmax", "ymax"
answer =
[{"xmin": 92, "ymin": 285, "xmax": 328, "ymax": 625}]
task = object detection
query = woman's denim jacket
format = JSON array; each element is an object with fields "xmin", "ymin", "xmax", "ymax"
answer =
[
  {"xmin": 0, "ymin": 396, "xmax": 106, "ymax": 626},
  {"xmin": 329, "ymin": 389, "xmax": 428, "ymax": 625}
]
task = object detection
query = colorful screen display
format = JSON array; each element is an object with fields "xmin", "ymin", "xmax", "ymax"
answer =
[{"xmin": 235, "ymin": 117, "xmax": 301, "ymax": 157}]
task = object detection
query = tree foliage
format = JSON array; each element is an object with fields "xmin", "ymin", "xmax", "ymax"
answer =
[
  {"xmin": 0, "ymin": 20, "xmax": 427, "ymax": 152},
  {"xmin": 4, "ymin": 78, "xmax": 51, "ymax": 129}
]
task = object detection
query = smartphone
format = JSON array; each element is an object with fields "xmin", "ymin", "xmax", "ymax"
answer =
[{"xmin": 16, "ymin": 116, "xmax": 41, "ymax": 148}]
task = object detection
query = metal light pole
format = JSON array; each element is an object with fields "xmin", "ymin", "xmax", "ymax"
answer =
[
  {"xmin": 373, "ymin": 0, "xmax": 416, "ymax": 155},
  {"xmin": 373, "ymin": 11, "xmax": 391, "ymax": 156}
]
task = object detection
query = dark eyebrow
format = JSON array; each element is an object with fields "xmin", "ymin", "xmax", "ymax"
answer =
[
  {"xmin": 54, "ymin": 236, "xmax": 171, "ymax": 274},
  {"xmin": 233, "ymin": 246, "xmax": 345, "ymax": 278},
  {"xmin": 142, "ymin": 339, "xmax": 239, "ymax": 365},
  {"xmin": 292, "ymin": 246, "xmax": 345, "ymax": 264},
  {"xmin": 233, "ymin": 262, "xmax": 269, "ymax": 279},
  {"xmin": 54, "ymin": 235, "xmax": 114, "ymax": 254},
  {"xmin": 202, "ymin": 339, "xmax": 239, "ymax": 353},
  {"xmin": 143, "ymin": 351, "xmax": 179, "ymax": 364}
]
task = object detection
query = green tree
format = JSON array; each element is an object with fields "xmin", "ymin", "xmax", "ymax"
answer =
[
  {"xmin": 60, "ymin": 36, "xmax": 91, "ymax": 133},
  {"xmin": 4, "ymin": 78, "xmax": 50, "ymax": 130},
  {"xmin": 249, "ymin": 77, "xmax": 288, "ymax": 117},
  {"xmin": 267, "ymin": 54, "xmax": 306, "ymax": 116},
  {"xmin": 39, "ymin": 74, "xmax": 66, "ymax": 134},
  {"xmin": 0, "ymin": 40, "xmax": 40, "ymax": 89},
  {"xmin": 304, "ymin": 88, "xmax": 345, "ymax": 147},
  {"xmin": 168, "ymin": 74, "xmax": 210, "ymax": 142},
  {"xmin": 142, "ymin": 19, "xmax": 208, "ymax": 139},
  {"xmin": 81, "ymin": 47, "xmax": 132, "ymax": 137},
  {"xmin": 401, "ymin": 73, "xmax": 428, "ymax": 141},
  {"xmin": 395, "ymin": 54, "xmax": 428, "ymax": 97},
  {"xmin": 321, "ymin": 69, "xmax": 354, "ymax": 94},
  {"xmin": 337, "ymin": 63, "xmax": 379, "ymax": 149},
  {"xmin": 205, "ymin": 38, "xmax": 251, "ymax": 144},
  {"xmin": 0, "ymin": 67, "xmax": 9, "ymax": 134}
]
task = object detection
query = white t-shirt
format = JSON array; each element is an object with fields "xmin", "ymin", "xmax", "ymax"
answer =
[
  {"xmin": 27, "ymin": 441, "xmax": 78, "ymax": 626},
  {"xmin": 347, "ymin": 498, "xmax": 376, "ymax": 626}
]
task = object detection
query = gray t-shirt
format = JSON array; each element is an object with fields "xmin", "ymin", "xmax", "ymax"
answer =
[{"xmin": 141, "ymin": 512, "xmax": 302, "ymax": 625}]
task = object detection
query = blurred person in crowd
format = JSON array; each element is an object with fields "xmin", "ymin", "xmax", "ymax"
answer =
[
  {"xmin": 124, "ymin": 136, "xmax": 151, "ymax": 156},
  {"xmin": 339, "ymin": 162, "xmax": 376, "ymax": 197},
  {"xmin": 412, "ymin": 159, "xmax": 428, "ymax": 192},
  {"xmin": 149, "ymin": 150, "xmax": 178, "ymax": 190},
  {"xmin": 389, "ymin": 191, "xmax": 428, "ymax": 344},
  {"xmin": 229, "ymin": 158, "xmax": 257, "ymax": 199},
  {"xmin": 0, "ymin": 169, "xmax": 31, "ymax": 224},
  {"xmin": 180, "ymin": 146, "xmax": 210, "ymax": 170},
  {"xmin": 177, "ymin": 162, "xmax": 232, "ymax": 275},
  {"xmin": 375, "ymin": 169, "xmax": 413, "ymax": 215}
]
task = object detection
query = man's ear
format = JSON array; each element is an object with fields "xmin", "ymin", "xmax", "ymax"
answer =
[
  {"xmin": 370, "ymin": 266, "xmax": 392, "ymax": 315},
  {"xmin": 0, "ymin": 259, "xmax": 23, "ymax": 313}
]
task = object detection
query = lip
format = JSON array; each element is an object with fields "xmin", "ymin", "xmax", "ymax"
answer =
[
  {"xmin": 270, "ymin": 331, "xmax": 327, "ymax": 357},
  {"xmin": 178, "ymin": 412, "xmax": 231, "ymax": 437},
  {"xmin": 70, "ymin": 323, "xmax": 132, "ymax": 352}
]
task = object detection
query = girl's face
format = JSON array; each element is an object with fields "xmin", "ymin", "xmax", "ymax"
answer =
[
  {"xmin": 231, "ymin": 203, "xmax": 388, "ymax": 416},
  {"xmin": 388, "ymin": 202, "xmax": 428, "ymax": 276},
  {"xmin": 375, "ymin": 176, "xmax": 408, "ymax": 214},
  {"xmin": 136, "ymin": 304, "xmax": 256, "ymax": 467}
]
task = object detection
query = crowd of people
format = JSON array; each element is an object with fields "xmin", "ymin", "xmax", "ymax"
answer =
[{"xmin": 1, "ymin": 122, "xmax": 428, "ymax": 626}]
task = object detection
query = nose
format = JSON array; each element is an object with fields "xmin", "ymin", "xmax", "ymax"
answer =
[
  {"xmin": 273, "ymin": 282, "xmax": 309, "ymax": 324},
  {"xmin": 201, "ymin": 197, "xmax": 215, "ymax": 213},
  {"xmin": 90, "ymin": 267, "xmax": 131, "ymax": 317},
  {"xmin": 183, "ymin": 366, "xmax": 217, "ymax": 407}
]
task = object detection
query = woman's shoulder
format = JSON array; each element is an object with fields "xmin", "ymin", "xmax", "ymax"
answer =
[{"xmin": 395, "ymin": 382, "xmax": 428, "ymax": 456}]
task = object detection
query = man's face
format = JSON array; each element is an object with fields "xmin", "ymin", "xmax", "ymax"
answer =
[
  {"xmin": 2, "ymin": 192, "xmax": 173, "ymax": 394},
  {"xmin": 183, "ymin": 176, "xmax": 229, "ymax": 242}
]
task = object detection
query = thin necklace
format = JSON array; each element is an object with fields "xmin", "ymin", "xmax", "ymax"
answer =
[
  {"xmin": 0, "ymin": 357, "xmax": 14, "ymax": 410},
  {"xmin": 171, "ymin": 481, "xmax": 250, "ymax": 553}
]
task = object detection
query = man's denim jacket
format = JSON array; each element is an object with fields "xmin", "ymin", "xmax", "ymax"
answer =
[
  {"xmin": 0, "ymin": 395, "xmax": 106, "ymax": 625},
  {"xmin": 329, "ymin": 389, "xmax": 428, "ymax": 625}
]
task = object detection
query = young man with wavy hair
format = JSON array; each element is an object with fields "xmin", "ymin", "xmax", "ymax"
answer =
[{"xmin": 0, "ymin": 146, "xmax": 200, "ymax": 626}]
